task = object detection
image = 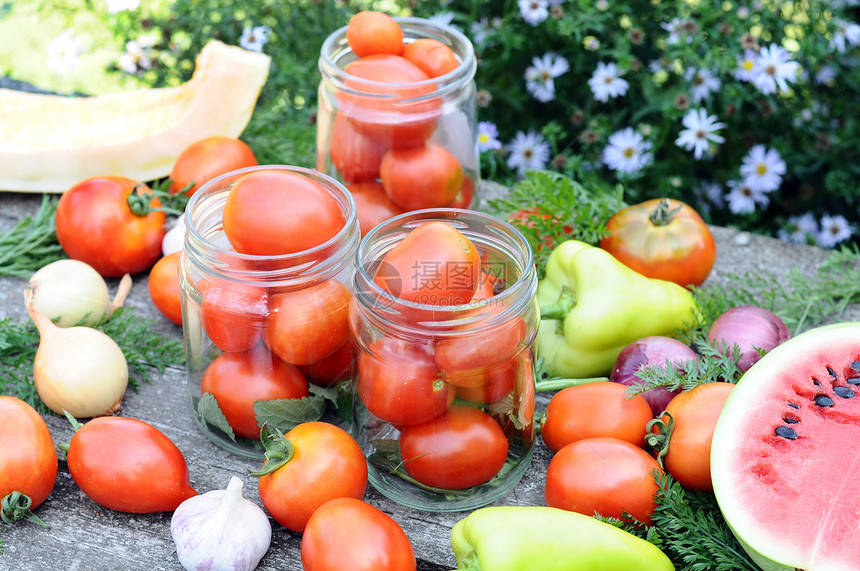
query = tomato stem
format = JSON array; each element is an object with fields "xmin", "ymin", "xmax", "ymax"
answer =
[
  {"xmin": 248, "ymin": 423, "xmax": 296, "ymax": 477},
  {"xmin": 1, "ymin": 492, "xmax": 50, "ymax": 528},
  {"xmin": 644, "ymin": 411, "xmax": 674, "ymax": 468},
  {"xmin": 127, "ymin": 182, "xmax": 189, "ymax": 218},
  {"xmin": 534, "ymin": 376, "xmax": 608, "ymax": 391},
  {"xmin": 648, "ymin": 198, "xmax": 682, "ymax": 227}
]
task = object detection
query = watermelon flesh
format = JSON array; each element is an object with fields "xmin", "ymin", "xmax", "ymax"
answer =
[{"xmin": 711, "ymin": 322, "xmax": 860, "ymax": 571}]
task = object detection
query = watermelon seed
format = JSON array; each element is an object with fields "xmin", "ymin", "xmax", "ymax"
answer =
[
  {"xmin": 782, "ymin": 413, "xmax": 800, "ymax": 424},
  {"xmin": 833, "ymin": 386, "xmax": 856, "ymax": 399},
  {"xmin": 814, "ymin": 394, "xmax": 835, "ymax": 407},
  {"xmin": 851, "ymin": 360, "xmax": 860, "ymax": 372},
  {"xmin": 847, "ymin": 376, "xmax": 860, "ymax": 386},
  {"xmin": 812, "ymin": 379, "xmax": 822, "ymax": 387},
  {"xmin": 826, "ymin": 366, "xmax": 838, "ymax": 380},
  {"xmin": 787, "ymin": 402, "xmax": 800, "ymax": 409},
  {"xmin": 775, "ymin": 426, "xmax": 799, "ymax": 440}
]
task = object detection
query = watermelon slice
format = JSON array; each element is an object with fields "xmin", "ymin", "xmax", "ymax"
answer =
[{"xmin": 711, "ymin": 322, "xmax": 860, "ymax": 571}]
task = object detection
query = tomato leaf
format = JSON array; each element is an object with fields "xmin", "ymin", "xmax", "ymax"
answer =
[
  {"xmin": 196, "ymin": 392, "xmax": 236, "ymax": 442},
  {"xmin": 254, "ymin": 394, "xmax": 326, "ymax": 434},
  {"xmin": 307, "ymin": 382, "xmax": 354, "ymax": 423}
]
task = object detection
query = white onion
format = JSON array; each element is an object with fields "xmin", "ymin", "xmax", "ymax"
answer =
[
  {"xmin": 707, "ymin": 305, "xmax": 791, "ymax": 372},
  {"xmin": 610, "ymin": 336, "xmax": 698, "ymax": 416}
]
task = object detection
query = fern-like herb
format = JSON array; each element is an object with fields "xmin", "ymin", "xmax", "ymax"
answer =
[{"xmin": 0, "ymin": 195, "xmax": 65, "ymax": 278}]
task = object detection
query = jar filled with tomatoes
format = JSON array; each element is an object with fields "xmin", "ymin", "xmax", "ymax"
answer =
[
  {"xmin": 350, "ymin": 208, "xmax": 539, "ymax": 511},
  {"xmin": 317, "ymin": 14, "xmax": 479, "ymax": 222},
  {"xmin": 180, "ymin": 165, "xmax": 360, "ymax": 459}
]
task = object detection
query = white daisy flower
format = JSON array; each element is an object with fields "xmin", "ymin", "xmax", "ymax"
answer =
[
  {"xmin": 675, "ymin": 108, "xmax": 726, "ymax": 160},
  {"xmin": 588, "ymin": 62, "xmax": 629, "ymax": 102},
  {"xmin": 525, "ymin": 53, "xmax": 569, "ymax": 102},
  {"xmin": 117, "ymin": 39, "xmax": 152, "ymax": 75},
  {"xmin": 696, "ymin": 180, "xmax": 725, "ymax": 209},
  {"xmin": 661, "ymin": 17, "xmax": 694, "ymax": 45},
  {"xmin": 815, "ymin": 66, "xmax": 837, "ymax": 85},
  {"xmin": 602, "ymin": 127, "xmax": 653, "ymax": 175},
  {"xmin": 477, "ymin": 122, "xmax": 502, "ymax": 152},
  {"xmin": 240, "ymin": 25, "xmax": 271, "ymax": 52},
  {"xmin": 830, "ymin": 18, "xmax": 860, "ymax": 54},
  {"xmin": 752, "ymin": 44, "xmax": 801, "ymax": 95},
  {"xmin": 106, "ymin": 0, "xmax": 139, "ymax": 13},
  {"xmin": 506, "ymin": 130, "xmax": 551, "ymax": 176},
  {"xmin": 47, "ymin": 29, "xmax": 84, "ymax": 77},
  {"xmin": 470, "ymin": 18, "xmax": 493, "ymax": 45},
  {"xmin": 734, "ymin": 49, "xmax": 758, "ymax": 82},
  {"xmin": 777, "ymin": 213, "xmax": 819, "ymax": 244},
  {"xmin": 740, "ymin": 145, "xmax": 786, "ymax": 192},
  {"xmin": 816, "ymin": 215, "xmax": 854, "ymax": 248},
  {"xmin": 684, "ymin": 67, "xmax": 721, "ymax": 104},
  {"xmin": 519, "ymin": 0, "xmax": 549, "ymax": 26},
  {"xmin": 725, "ymin": 179, "xmax": 769, "ymax": 214}
]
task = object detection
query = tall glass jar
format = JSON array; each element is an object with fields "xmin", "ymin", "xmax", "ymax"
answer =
[
  {"xmin": 317, "ymin": 17, "xmax": 479, "ymax": 214},
  {"xmin": 350, "ymin": 209, "xmax": 539, "ymax": 512},
  {"xmin": 180, "ymin": 165, "xmax": 360, "ymax": 459}
]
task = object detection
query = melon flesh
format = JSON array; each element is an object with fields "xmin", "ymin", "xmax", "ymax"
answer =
[{"xmin": 711, "ymin": 322, "xmax": 860, "ymax": 571}]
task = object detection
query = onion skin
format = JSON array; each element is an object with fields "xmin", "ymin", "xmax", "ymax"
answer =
[
  {"xmin": 610, "ymin": 336, "xmax": 698, "ymax": 416},
  {"xmin": 707, "ymin": 305, "xmax": 791, "ymax": 372}
]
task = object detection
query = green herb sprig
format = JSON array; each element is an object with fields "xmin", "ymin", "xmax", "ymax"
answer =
[{"xmin": 0, "ymin": 196, "xmax": 65, "ymax": 278}]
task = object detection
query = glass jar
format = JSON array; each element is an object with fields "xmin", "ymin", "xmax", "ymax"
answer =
[
  {"xmin": 350, "ymin": 209, "xmax": 539, "ymax": 512},
  {"xmin": 180, "ymin": 165, "xmax": 360, "ymax": 459},
  {"xmin": 317, "ymin": 17, "xmax": 479, "ymax": 213}
]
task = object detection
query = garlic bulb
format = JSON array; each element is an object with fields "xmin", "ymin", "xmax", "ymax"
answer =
[
  {"xmin": 171, "ymin": 476, "xmax": 272, "ymax": 571},
  {"xmin": 162, "ymin": 215, "xmax": 186, "ymax": 257},
  {"xmin": 27, "ymin": 259, "xmax": 132, "ymax": 327}
]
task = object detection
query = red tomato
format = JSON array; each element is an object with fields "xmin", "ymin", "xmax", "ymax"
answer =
[
  {"xmin": 435, "ymin": 316, "xmax": 527, "ymax": 387},
  {"xmin": 200, "ymin": 347, "xmax": 310, "ymax": 439},
  {"xmin": 373, "ymin": 221, "xmax": 481, "ymax": 306},
  {"xmin": 148, "ymin": 252, "xmax": 183, "ymax": 326},
  {"xmin": 66, "ymin": 416, "xmax": 197, "ymax": 513},
  {"xmin": 403, "ymin": 38, "xmax": 458, "ymax": 77},
  {"xmin": 301, "ymin": 497, "xmax": 416, "ymax": 571},
  {"xmin": 380, "ymin": 143, "xmax": 464, "ymax": 211},
  {"xmin": 356, "ymin": 337, "xmax": 453, "ymax": 426},
  {"xmin": 329, "ymin": 113, "xmax": 389, "ymax": 183},
  {"xmin": 539, "ymin": 381, "xmax": 654, "ymax": 452},
  {"xmin": 0, "ymin": 396, "xmax": 58, "ymax": 512},
  {"xmin": 399, "ymin": 405, "xmax": 509, "ymax": 489},
  {"xmin": 257, "ymin": 422, "xmax": 367, "ymax": 532},
  {"xmin": 545, "ymin": 437, "xmax": 662, "ymax": 524},
  {"xmin": 56, "ymin": 176, "xmax": 166, "ymax": 277},
  {"xmin": 456, "ymin": 364, "xmax": 516, "ymax": 403},
  {"xmin": 263, "ymin": 279, "xmax": 352, "ymax": 366},
  {"xmin": 346, "ymin": 11, "xmax": 404, "ymax": 57},
  {"xmin": 653, "ymin": 382, "xmax": 734, "ymax": 491},
  {"xmin": 169, "ymin": 136, "xmax": 258, "ymax": 196},
  {"xmin": 200, "ymin": 279, "xmax": 268, "ymax": 353},
  {"xmin": 297, "ymin": 341, "xmax": 354, "ymax": 388},
  {"xmin": 222, "ymin": 169, "xmax": 345, "ymax": 256},
  {"xmin": 507, "ymin": 207, "xmax": 575, "ymax": 251},
  {"xmin": 348, "ymin": 180, "xmax": 405, "ymax": 237},
  {"xmin": 600, "ymin": 198, "xmax": 716, "ymax": 287}
]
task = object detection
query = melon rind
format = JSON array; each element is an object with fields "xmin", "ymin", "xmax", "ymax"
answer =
[
  {"xmin": 711, "ymin": 322, "xmax": 860, "ymax": 571},
  {"xmin": 0, "ymin": 40, "xmax": 270, "ymax": 193}
]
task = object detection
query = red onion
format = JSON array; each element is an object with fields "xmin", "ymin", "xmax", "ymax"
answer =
[
  {"xmin": 610, "ymin": 336, "xmax": 698, "ymax": 416},
  {"xmin": 707, "ymin": 305, "xmax": 791, "ymax": 372}
]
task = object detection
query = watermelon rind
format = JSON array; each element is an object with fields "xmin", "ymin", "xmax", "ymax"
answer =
[{"xmin": 711, "ymin": 322, "xmax": 860, "ymax": 571}]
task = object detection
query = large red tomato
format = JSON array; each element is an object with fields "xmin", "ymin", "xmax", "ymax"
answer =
[
  {"xmin": 200, "ymin": 347, "xmax": 310, "ymax": 440},
  {"xmin": 301, "ymin": 497, "xmax": 416, "ymax": 571},
  {"xmin": 199, "ymin": 278, "xmax": 268, "ymax": 353},
  {"xmin": 56, "ymin": 176, "xmax": 166, "ymax": 277},
  {"xmin": 66, "ymin": 416, "xmax": 197, "ymax": 513},
  {"xmin": 545, "ymin": 437, "xmax": 662, "ymax": 524},
  {"xmin": 346, "ymin": 11, "xmax": 404, "ymax": 57},
  {"xmin": 0, "ymin": 397, "xmax": 58, "ymax": 512},
  {"xmin": 329, "ymin": 113, "xmax": 389, "ymax": 183},
  {"xmin": 256, "ymin": 422, "xmax": 367, "ymax": 533},
  {"xmin": 380, "ymin": 143, "xmax": 463, "ymax": 211},
  {"xmin": 148, "ymin": 252, "xmax": 183, "ymax": 326},
  {"xmin": 600, "ymin": 198, "xmax": 716, "ymax": 287},
  {"xmin": 222, "ymin": 169, "xmax": 345, "ymax": 256},
  {"xmin": 399, "ymin": 405, "xmax": 509, "ymax": 489},
  {"xmin": 348, "ymin": 180, "xmax": 405, "ymax": 237},
  {"xmin": 168, "ymin": 136, "xmax": 258, "ymax": 196}
]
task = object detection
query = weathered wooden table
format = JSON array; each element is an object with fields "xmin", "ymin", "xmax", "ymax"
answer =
[{"xmin": 1, "ymin": 190, "xmax": 854, "ymax": 571}]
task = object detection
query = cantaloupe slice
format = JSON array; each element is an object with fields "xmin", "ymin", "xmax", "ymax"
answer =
[{"xmin": 0, "ymin": 40, "xmax": 270, "ymax": 193}]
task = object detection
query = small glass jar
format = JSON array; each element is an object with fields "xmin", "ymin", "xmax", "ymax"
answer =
[
  {"xmin": 179, "ymin": 165, "xmax": 360, "ymax": 459},
  {"xmin": 350, "ymin": 209, "xmax": 539, "ymax": 512},
  {"xmin": 317, "ymin": 17, "xmax": 479, "ymax": 212}
]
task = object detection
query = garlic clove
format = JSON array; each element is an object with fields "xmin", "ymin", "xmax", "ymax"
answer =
[
  {"xmin": 171, "ymin": 476, "xmax": 272, "ymax": 571},
  {"xmin": 163, "ymin": 215, "xmax": 187, "ymax": 257}
]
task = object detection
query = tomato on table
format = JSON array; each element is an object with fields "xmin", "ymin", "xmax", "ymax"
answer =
[
  {"xmin": 65, "ymin": 416, "xmax": 197, "ymax": 513},
  {"xmin": 346, "ymin": 11, "xmax": 404, "ymax": 57},
  {"xmin": 403, "ymin": 38, "xmax": 458, "ymax": 77},
  {"xmin": 256, "ymin": 422, "xmax": 367, "ymax": 533},
  {"xmin": 148, "ymin": 251, "xmax": 183, "ymax": 326},
  {"xmin": 399, "ymin": 405, "xmax": 509, "ymax": 489},
  {"xmin": 0, "ymin": 397, "xmax": 58, "ymax": 515},
  {"xmin": 222, "ymin": 169, "xmax": 345, "ymax": 256},
  {"xmin": 380, "ymin": 142, "xmax": 464, "ymax": 211},
  {"xmin": 169, "ymin": 136, "xmax": 258, "ymax": 196},
  {"xmin": 507, "ymin": 207, "xmax": 575, "ymax": 252},
  {"xmin": 200, "ymin": 347, "xmax": 310, "ymax": 440},
  {"xmin": 56, "ymin": 176, "xmax": 166, "ymax": 277},
  {"xmin": 301, "ymin": 497, "xmax": 416, "ymax": 571},
  {"xmin": 347, "ymin": 180, "xmax": 404, "ymax": 237},
  {"xmin": 328, "ymin": 113, "xmax": 389, "ymax": 183},
  {"xmin": 600, "ymin": 198, "xmax": 716, "ymax": 287}
]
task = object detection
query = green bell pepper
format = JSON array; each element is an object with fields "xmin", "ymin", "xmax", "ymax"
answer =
[
  {"xmin": 537, "ymin": 240, "xmax": 696, "ymax": 379},
  {"xmin": 450, "ymin": 506, "xmax": 674, "ymax": 571}
]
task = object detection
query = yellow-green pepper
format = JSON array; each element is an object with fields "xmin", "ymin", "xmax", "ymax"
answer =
[
  {"xmin": 537, "ymin": 240, "xmax": 696, "ymax": 378},
  {"xmin": 450, "ymin": 506, "xmax": 675, "ymax": 571}
]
